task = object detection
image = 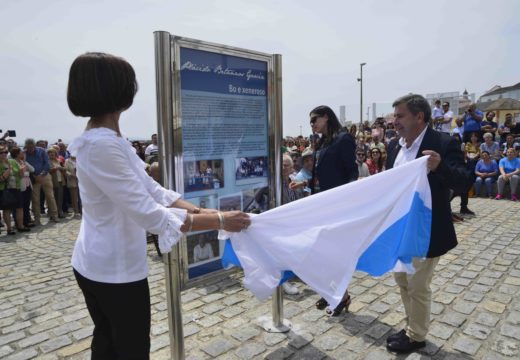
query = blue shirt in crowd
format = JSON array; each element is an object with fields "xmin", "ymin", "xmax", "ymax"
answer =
[
  {"xmin": 480, "ymin": 142, "xmax": 500, "ymax": 157},
  {"xmin": 498, "ymin": 157, "xmax": 520, "ymax": 174},
  {"xmin": 25, "ymin": 147, "xmax": 50, "ymax": 176},
  {"xmin": 463, "ymin": 109, "xmax": 484, "ymax": 132},
  {"xmin": 475, "ymin": 159, "xmax": 498, "ymax": 175}
]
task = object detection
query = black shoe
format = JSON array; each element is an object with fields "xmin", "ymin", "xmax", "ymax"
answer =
[
  {"xmin": 326, "ymin": 295, "xmax": 351, "ymax": 317},
  {"xmin": 315, "ymin": 297, "xmax": 329, "ymax": 310},
  {"xmin": 386, "ymin": 329, "xmax": 406, "ymax": 343},
  {"xmin": 386, "ymin": 334, "xmax": 425, "ymax": 354},
  {"xmin": 460, "ymin": 207, "xmax": 475, "ymax": 215}
]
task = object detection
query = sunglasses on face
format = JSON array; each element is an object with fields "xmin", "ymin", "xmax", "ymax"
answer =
[
  {"xmin": 0, "ymin": 151, "xmax": 8, "ymax": 155},
  {"xmin": 356, "ymin": 153, "xmax": 365, "ymax": 156},
  {"xmin": 310, "ymin": 116, "xmax": 320, "ymax": 124}
]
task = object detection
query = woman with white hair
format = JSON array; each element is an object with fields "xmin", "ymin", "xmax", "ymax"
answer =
[{"xmin": 479, "ymin": 132, "xmax": 500, "ymax": 161}]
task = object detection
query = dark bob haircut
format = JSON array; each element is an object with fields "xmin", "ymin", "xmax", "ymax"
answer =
[
  {"xmin": 67, "ymin": 52, "xmax": 138, "ymax": 117},
  {"xmin": 392, "ymin": 94, "xmax": 431, "ymax": 123}
]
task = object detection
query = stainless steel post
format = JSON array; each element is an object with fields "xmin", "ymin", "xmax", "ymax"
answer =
[
  {"xmin": 153, "ymin": 30, "xmax": 185, "ymax": 360},
  {"xmin": 272, "ymin": 54, "xmax": 284, "ymax": 327}
]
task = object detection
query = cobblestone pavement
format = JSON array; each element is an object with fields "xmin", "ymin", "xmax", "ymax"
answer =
[{"xmin": 1, "ymin": 198, "xmax": 519, "ymax": 359}]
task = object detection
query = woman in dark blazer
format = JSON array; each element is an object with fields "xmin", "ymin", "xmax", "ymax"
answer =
[{"xmin": 293, "ymin": 105, "xmax": 357, "ymax": 316}]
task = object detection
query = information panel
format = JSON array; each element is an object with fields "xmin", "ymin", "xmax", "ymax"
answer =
[{"xmin": 177, "ymin": 46, "xmax": 271, "ymax": 280}]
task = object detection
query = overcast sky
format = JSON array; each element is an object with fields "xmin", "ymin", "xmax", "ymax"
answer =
[{"xmin": 1, "ymin": 0, "xmax": 519, "ymax": 143}]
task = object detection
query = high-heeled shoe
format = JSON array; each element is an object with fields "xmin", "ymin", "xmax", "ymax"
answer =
[
  {"xmin": 326, "ymin": 295, "xmax": 351, "ymax": 316},
  {"xmin": 17, "ymin": 227, "xmax": 31, "ymax": 232},
  {"xmin": 315, "ymin": 297, "xmax": 329, "ymax": 310},
  {"xmin": 7, "ymin": 229, "xmax": 16, "ymax": 235}
]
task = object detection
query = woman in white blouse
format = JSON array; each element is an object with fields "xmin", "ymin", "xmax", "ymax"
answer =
[{"xmin": 66, "ymin": 52, "xmax": 250, "ymax": 359}]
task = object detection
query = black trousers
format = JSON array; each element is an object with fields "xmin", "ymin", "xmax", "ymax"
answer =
[
  {"xmin": 22, "ymin": 188, "xmax": 32, "ymax": 226},
  {"xmin": 74, "ymin": 269, "xmax": 151, "ymax": 360}
]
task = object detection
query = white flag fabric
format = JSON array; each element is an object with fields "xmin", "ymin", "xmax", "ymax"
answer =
[{"xmin": 220, "ymin": 156, "xmax": 432, "ymax": 309}]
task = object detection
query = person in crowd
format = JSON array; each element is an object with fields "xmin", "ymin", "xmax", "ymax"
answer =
[
  {"xmin": 461, "ymin": 103, "xmax": 483, "ymax": 143},
  {"xmin": 132, "ymin": 141, "xmax": 146, "ymax": 161},
  {"xmin": 292, "ymin": 147, "xmax": 313, "ymax": 194},
  {"xmin": 432, "ymin": 100, "xmax": 444, "ymax": 131},
  {"xmin": 65, "ymin": 156, "xmax": 81, "ymax": 217},
  {"xmin": 495, "ymin": 147, "xmax": 520, "ymax": 201},
  {"xmin": 300, "ymin": 105, "xmax": 357, "ymax": 316},
  {"xmin": 290, "ymin": 151, "xmax": 302, "ymax": 173},
  {"xmin": 66, "ymin": 52, "xmax": 250, "ymax": 359},
  {"xmin": 437, "ymin": 101, "xmax": 453, "ymax": 134},
  {"xmin": 369, "ymin": 134, "xmax": 386, "ymax": 152},
  {"xmin": 48, "ymin": 148, "xmax": 66, "ymax": 218},
  {"xmin": 356, "ymin": 134, "xmax": 370, "ymax": 154},
  {"xmin": 452, "ymin": 117, "xmax": 464, "ymax": 140},
  {"xmin": 366, "ymin": 148, "xmax": 385, "ymax": 175},
  {"xmin": 481, "ymin": 111, "xmax": 498, "ymax": 137},
  {"xmin": 10, "ymin": 147, "xmax": 33, "ymax": 230},
  {"xmin": 501, "ymin": 134, "xmax": 519, "ymax": 156},
  {"xmin": 371, "ymin": 119, "xmax": 385, "ymax": 143},
  {"xmin": 480, "ymin": 132, "xmax": 501, "ymax": 161},
  {"xmin": 349, "ymin": 124, "xmax": 357, "ymax": 137},
  {"xmin": 385, "ymin": 124, "xmax": 398, "ymax": 144},
  {"xmin": 36, "ymin": 140, "xmax": 47, "ymax": 149},
  {"xmin": 355, "ymin": 149, "xmax": 370, "ymax": 179},
  {"xmin": 464, "ymin": 132, "xmax": 481, "ymax": 162},
  {"xmin": 385, "ymin": 94, "xmax": 471, "ymax": 354},
  {"xmin": 280, "ymin": 154, "xmax": 303, "ymax": 295},
  {"xmin": 24, "ymin": 138, "xmax": 59, "ymax": 224},
  {"xmin": 144, "ymin": 134, "xmax": 158, "ymax": 162},
  {"xmin": 450, "ymin": 132, "xmax": 480, "ymax": 215},
  {"xmin": 0, "ymin": 146, "xmax": 25, "ymax": 234},
  {"xmin": 474, "ymin": 151, "xmax": 498, "ymax": 198},
  {"xmin": 57, "ymin": 142, "xmax": 71, "ymax": 160},
  {"xmin": 497, "ymin": 114, "xmax": 514, "ymax": 145}
]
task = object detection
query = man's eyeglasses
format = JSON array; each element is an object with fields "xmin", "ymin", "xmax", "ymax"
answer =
[{"xmin": 356, "ymin": 153, "xmax": 365, "ymax": 157}]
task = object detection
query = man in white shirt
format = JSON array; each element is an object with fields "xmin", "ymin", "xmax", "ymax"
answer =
[
  {"xmin": 439, "ymin": 102, "xmax": 453, "ymax": 134},
  {"xmin": 432, "ymin": 100, "xmax": 444, "ymax": 132},
  {"xmin": 193, "ymin": 237, "xmax": 215, "ymax": 263},
  {"xmin": 144, "ymin": 134, "xmax": 158, "ymax": 162}
]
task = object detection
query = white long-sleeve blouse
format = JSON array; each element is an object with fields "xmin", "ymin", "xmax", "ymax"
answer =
[{"xmin": 68, "ymin": 128, "xmax": 186, "ymax": 283}]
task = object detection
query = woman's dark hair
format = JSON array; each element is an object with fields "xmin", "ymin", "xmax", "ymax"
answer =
[
  {"xmin": 309, "ymin": 105, "xmax": 342, "ymax": 149},
  {"xmin": 67, "ymin": 52, "xmax": 138, "ymax": 117},
  {"xmin": 9, "ymin": 147, "xmax": 21, "ymax": 159},
  {"xmin": 370, "ymin": 148, "xmax": 384, "ymax": 171}
]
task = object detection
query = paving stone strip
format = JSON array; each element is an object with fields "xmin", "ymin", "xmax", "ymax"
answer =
[{"xmin": 0, "ymin": 198, "xmax": 519, "ymax": 359}]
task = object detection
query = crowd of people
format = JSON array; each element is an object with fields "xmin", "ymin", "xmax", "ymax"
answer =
[
  {"xmin": 283, "ymin": 102, "xmax": 520, "ymax": 211},
  {"xmin": 0, "ymin": 134, "xmax": 159, "ymax": 236}
]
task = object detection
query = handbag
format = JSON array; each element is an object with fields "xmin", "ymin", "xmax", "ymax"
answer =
[{"xmin": 0, "ymin": 183, "xmax": 17, "ymax": 209}]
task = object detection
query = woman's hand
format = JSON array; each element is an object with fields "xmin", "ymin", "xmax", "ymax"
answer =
[{"xmin": 222, "ymin": 211, "xmax": 251, "ymax": 232}]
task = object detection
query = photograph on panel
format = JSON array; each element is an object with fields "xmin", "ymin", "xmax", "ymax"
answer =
[
  {"xmin": 184, "ymin": 159, "xmax": 224, "ymax": 192},
  {"xmin": 187, "ymin": 230, "xmax": 220, "ymax": 265}
]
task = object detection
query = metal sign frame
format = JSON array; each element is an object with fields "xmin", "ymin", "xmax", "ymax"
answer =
[{"xmin": 154, "ymin": 31, "xmax": 285, "ymax": 359}]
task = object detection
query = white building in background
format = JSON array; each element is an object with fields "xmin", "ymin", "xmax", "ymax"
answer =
[
  {"xmin": 339, "ymin": 105, "xmax": 346, "ymax": 126},
  {"xmin": 479, "ymin": 82, "xmax": 520, "ymax": 102}
]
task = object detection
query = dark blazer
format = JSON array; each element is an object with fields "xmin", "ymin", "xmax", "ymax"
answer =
[
  {"xmin": 311, "ymin": 132, "xmax": 358, "ymax": 193},
  {"xmin": 386, "ymin": 127, "xmax": 471, "ymax": 258}
]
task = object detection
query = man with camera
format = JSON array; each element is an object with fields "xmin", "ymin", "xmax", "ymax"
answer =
[{"xmin": 461, "ymin": 103, "xmax": 483, "ymax": 143}]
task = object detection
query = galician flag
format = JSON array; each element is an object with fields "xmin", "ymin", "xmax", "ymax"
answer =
[{"xmin": 221, "ymin": 156, "xmax": 432, "ymax": 309}]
